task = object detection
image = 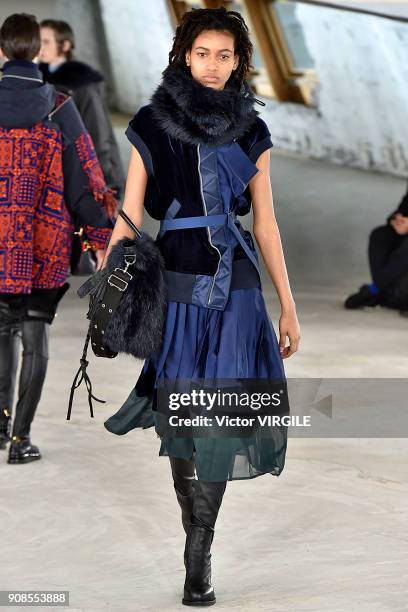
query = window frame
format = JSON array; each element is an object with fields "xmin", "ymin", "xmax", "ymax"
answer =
[
  {"xmin": 167, "ymin": 0, "xmax": 318, "ymax": 106},
  {"xmin": 243, "ymin": 0, "xmax": 317, "ymax": 105}
]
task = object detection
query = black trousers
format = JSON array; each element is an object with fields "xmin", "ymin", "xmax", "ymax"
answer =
[
  {"xmin": 369, "ymin": 225, "xmax": 408, "ymax": 292},
  {"xmin": 0, "ymin": 297, "xmax": 50, "ymax": 439}
]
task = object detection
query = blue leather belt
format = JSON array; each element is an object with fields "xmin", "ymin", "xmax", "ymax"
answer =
[
  {"xmin": 160, "ymin": 214, "xmax": 227, "ymax": 231},
  {"xmin": 159, "ymin": 211, "xmax": 260, "ymax": 276}
]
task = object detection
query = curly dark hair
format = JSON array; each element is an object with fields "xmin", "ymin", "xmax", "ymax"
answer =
[{"xmin": 168, "ymin": 6, "xmax": 253, "ymax": 89}]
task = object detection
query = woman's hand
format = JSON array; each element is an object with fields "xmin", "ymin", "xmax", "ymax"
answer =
[{"xmin": 278, "ymin": 307, "xmax": 300, "ymax": 359}]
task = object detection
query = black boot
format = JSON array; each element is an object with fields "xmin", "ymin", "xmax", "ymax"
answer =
[
  {"xmin": 170, "ymin": 456, "xmax": 196, "ymax": 536},
  {"xmin": 9, "ymin": 320, "xmax": 49, "ymax": 452},
  {"xmin": 182, "ymin": 479, "xmax": 227, "ymax": 607},
  {"xmin": 0, "ymin": 301, "xmax": 20, "ymax": 450},
  {"xmin": 344, "ymin": 284, "xmax": 380, "ymax": 309},
  {"xmin": 174, "ymin": 484, "xmax": 196, "ymax": 572},
  {"xmin": 175, "ymin": 485, "xmax": 195, "ymax": 536},
  {"xmin": 0, "ymin": 408, "xmax": 11, "ymax": 450},
  {"xmin": 7, "ymin": 435, "xmax": 41, "ymax": 464}
]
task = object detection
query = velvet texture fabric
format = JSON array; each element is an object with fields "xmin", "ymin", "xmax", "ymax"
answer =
[
  {"xmin": 126, "ymin": 66, "xmax": 273, "ymax": 276},
  {"xmin": 104, "ymin": 65, "xmax": 289, "ymax": 482}
]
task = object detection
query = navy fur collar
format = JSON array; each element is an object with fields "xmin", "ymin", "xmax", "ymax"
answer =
[{"xmin": 150, "ymin": 64, "xmax": 260, "ymax": 146}]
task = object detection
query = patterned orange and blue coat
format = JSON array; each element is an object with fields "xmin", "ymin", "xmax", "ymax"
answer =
[{"xmin": 0, "ymin": 61, "xmax": 117, "ymax": 294}]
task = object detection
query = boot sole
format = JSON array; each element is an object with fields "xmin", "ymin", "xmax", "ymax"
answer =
[
  {"xmin": 7, "ymin": 455, "xmax": 41, "ymax": 464},
  {"xmin": 182, "ymin": 599, "xmax": 216, "ymax": 606},
  {"xmin": 344, "ymin": 303, "xmax": 379, "ymax": 310}
]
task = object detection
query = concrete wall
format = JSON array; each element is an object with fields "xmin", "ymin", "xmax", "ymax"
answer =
[
  {"xmin": 262, "ymin": 3, "xmax": 408, "ymax": 177},
  {"xmin": 0, "ymin": 0, "xmax": 56, "ymax": 24},
  {"xmin": 55, "ymin": 0, "xmax": 106, "ymax": 74},
  {"xmin": 98, "ymin": 0, "xmax": 173, "ymax": 114},
  {"xmin": 55, "ymin": 0, "xmax": 115, "ymax": 103},
  {"xmin": 98, "ymin": 1, "xmax": 408, "ymax": 177},
  {"xmin": 2, "ymin": 1, "xmax": 407, "ymax": 177}
]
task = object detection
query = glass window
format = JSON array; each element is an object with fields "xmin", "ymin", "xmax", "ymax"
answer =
[
  {"xmin": 168, "ymin": 0, "xmax": 316, "ymax": 104},
  {"xmin": 271, "ymin": 1, "xmax": 315, "ymax": 70},
  {"xmin": 229, "ymin": 0, "xmax": 276, "ymax": 97}
]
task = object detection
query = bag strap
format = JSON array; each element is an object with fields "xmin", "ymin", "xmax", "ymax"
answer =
[
  {"xmin": 67, "ymin": 211, "xmax": 142, "ymax": 420},
  {"xmin": 119, "ymin": 209, "xmax": 142, "ymax": 238},
  {"xmin": 90, "ymin": 274, "xmax": 128, "ymax": 357}
]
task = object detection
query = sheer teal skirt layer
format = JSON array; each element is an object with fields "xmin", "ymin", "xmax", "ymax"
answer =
[{"xmin": 104, "ymin": 286, "xmax": 289, "ymax": 482}]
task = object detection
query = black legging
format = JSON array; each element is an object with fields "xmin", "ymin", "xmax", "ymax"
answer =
[
  {"xmin": 369, "ymin": 225, "xmax": 408, "ymax": 292},
  {"xmin": 0, "ymin": 314, "xmax": 49, "ymax": 439}
]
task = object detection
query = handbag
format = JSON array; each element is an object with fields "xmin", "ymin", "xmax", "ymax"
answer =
[
  {"xmin": 67, "ymin": 209, "xmax": 167, "ymax": 420},
  {"xmin": 70, "ymin": 226, "xmax": 97, "ymax": 276}
]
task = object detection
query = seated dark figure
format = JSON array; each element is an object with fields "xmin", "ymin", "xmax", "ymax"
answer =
[{"xmin": 344, "ymin": 184, "xmax": 408, "ymax": 314}]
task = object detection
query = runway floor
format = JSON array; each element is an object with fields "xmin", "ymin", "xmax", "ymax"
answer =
[{"xmin": 1, "ymin": 139, "xmax": 407, "ymax": 612}]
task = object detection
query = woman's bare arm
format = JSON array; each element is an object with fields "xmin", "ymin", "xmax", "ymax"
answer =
[
  {"xmin": 249, "ymin": 149, "xmax": 300, "ymax": 358},
  {"xmin": 99, "ymin": 146, "xmax": 148, "ymax": 269}
]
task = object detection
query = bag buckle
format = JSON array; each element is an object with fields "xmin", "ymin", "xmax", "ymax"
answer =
[
  {"xmin": 123, "ymin": 254, "xmax": 137, "ymax": 274},
  {"xmin": 108, "ymin": 268, "xmax": 133, "ymax": 292}
]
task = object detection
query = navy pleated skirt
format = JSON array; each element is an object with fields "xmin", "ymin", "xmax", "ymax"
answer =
[{"xmin": 105, "ymin": 285, "xmax": 289, "ymax": 482}]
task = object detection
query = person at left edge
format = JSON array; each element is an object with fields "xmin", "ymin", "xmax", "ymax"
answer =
[{"xmin": 0, "ymin": 13, "xmax": 117, "ymax": 464}]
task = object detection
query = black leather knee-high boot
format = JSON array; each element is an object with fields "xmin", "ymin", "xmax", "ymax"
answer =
[
  {"xmin": 182, "ymin": 478, "xmax": 227, "ymax": 607},
  {"xmin": 8, "ymin": 320, "xmax": 49, "ymax": 464},
  {"xmin": 0, "ymin": 406, "xmax": 12, "ymax": 450},
  {"xmin": 0, "ymin": 308, "xmax": 20, "ymax": 450},
  {"xmin": 170, "ymin": 456, "xmax": 196, "ymax": 535}
]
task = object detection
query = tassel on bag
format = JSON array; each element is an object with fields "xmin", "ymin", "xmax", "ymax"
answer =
[
  {"xmin": 66, "ymin": 328, "xmax": 106, "ymax": 420},
  {"xmin": 67, "ymin": 210, "xmax": 167, "ymax": 420}
]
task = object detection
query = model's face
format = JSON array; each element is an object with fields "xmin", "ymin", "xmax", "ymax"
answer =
[
  {"xmin": 185, "ymin": 29, "xmax": 239, "ymax": 91},
  {"xmin": 39, "ymin": 27, "xmax": 66, "ymax": 64}
]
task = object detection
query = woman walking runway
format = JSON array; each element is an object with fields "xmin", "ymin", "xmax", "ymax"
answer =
[{"xmin": 101, "ymin": 6, "xmax": 300, "ymax": 606}]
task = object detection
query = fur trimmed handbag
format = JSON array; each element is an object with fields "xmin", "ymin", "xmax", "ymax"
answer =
[{"xmin": 67, "ymin": 210, "xmax": 167, "ymax": 420}]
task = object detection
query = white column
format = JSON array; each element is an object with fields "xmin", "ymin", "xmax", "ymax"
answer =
[{"xmin": 99, "ymin": 0, "xmax": 174, "ymax": 113}]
